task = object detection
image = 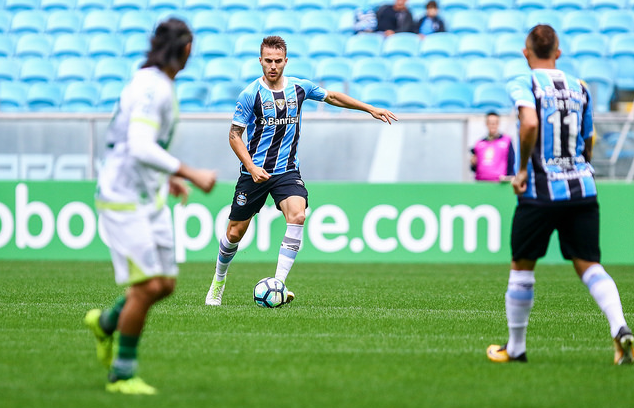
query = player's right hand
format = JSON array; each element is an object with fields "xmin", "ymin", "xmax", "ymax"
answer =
[{"xmin": 250, "ymin": 167, "xmax": 271, "ymax": 183}]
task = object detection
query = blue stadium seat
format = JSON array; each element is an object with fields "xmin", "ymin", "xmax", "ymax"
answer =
[
  {"xmin": 569, "ymin": 33, "xmax": 608, "ymax": 61},
  {"xmin": 0, "ymin": 11, "xmax": 11, "ymax": 33},
  {"xmin": 381, "ymin": 32, "xmax": 420, "ymax": 58},
  {"xmin": 5, "ymin": 0, "xmax": 39, "ymax": 11},
  {"xmin": 196, "ymin": 33, "xmax": 234, "ymax": 58},
  {"xmin": 449, "ymin": 10, "xmax": 488, "ymax": 34},
  {"xmin": 147, "ymin": 0, "xmax": 183, "ymax": 12},
  {"xmin": 191, "ymin": 10, "xmax": 227, "ymax": 34},
  {"xmin": 177, "ymin": 81, "xmax": 209, "ymax": 111},
  {"xmin": 15, "ymin": 34, "xmax": 51, "ymax": 58},
  {"xmin": 111, "ymin": 0, "xmax": 147, "ymax": 11},
  {"xmin": 551, "ymin": 0, "xmax": 588, "ymax": 10},
  {"xmin": 476, "ymin": 0, "xmax": 513, "ymax": 11},
  {"xmin": 76, "ymin": 0, "xmax": 112, "ymax": 11},
  {"xmin": 599, "ymin": 10, "xmax": 634, "ymax": 37},
  {"xmin": 118, "ymin": 10, "xmax": 154, "ymax": 34},
  {"xmin": 97, "ymin": 80, "xmax": 123, "ymax": 111},
  {"xmin": 93, "ymin": 57, "xmax": 130, "ymax": 83},
  {"xmin": 27, "ymin": 82, "xmax": 62, "ymax": 111},
  {"xmin": 155, "ymin": 10, "xmax": 193, "ymax": 24},
  {"xmin": 0, "ymin": 58, "xmax": 20, "ymax": 81},
  {"xmin": 183, "ymin": 0, "xmax": 218, "ymax": 10},
  {"xmin": 589, "ymin": 0, "xmax": 626, "ymax": 10},
  {"xmin": 123, "ymin": 33, "xmax": 149, "ymax": 58},
  {"xmin": 614, "ymin": 57, "xmax": 634, "ymax": 91},
  {"xmin": 395, "ymin": 82, "xmax": 435, "ymax": 112},
  {"xmin": 390, "ymin": 58, "xmax": 427, "ymax": 84},
  {"xmin": 61, "ymin": 81, "xmax": 99, "ymax": 111},
  {"xmin": 434, "ymin": 82, "xmax": 473, "ymax": 110},
  {"xmin": 561, "ymin": 11, "xmax": 599, "ymax": 35},
  {"xmin": 330, "ymin": 0, "xmax": 361, "ymax": 11},
  {"xmin": 439, "ymin": 0, "xmax": 476, "ymax": 11},
  {"xmin": 209, "ymin": 81, "xmax": 243, "ymax": 111},
  {"xmin": 41, "ymin": 0, "xmax": 77, "ymax": 10},
  {"xmin": 284, "ymin": 58, "xmax": 314, "ymax": 79},
  {"xmin": 308, "ymin": 34, "xmax": 345, "ymax": 59},
  {"xmin": 87, "ymin": 33, "xmax": 123, "ymax": 58},
  {"xmin": 219, "ymin": 0, "xmax": 254, "ymax": 11},
  {"xmin": 233, "ymin": 33, "xmax": 262, "ymax": 58},
  {"xmin": 174, "ymin": 56, "xmax": 203, "ymax": 82},
  {"xmin": 610, "ymin": 33, "xmax": 634, "ymax": 60},
  {"xmin": 419, "ymin": 32, "xmax": 459, "ymax": 59},
  {"xmin": 503, "ymin": 58, "xmax": 531, "ymax": 81},
  {"xmin": 203, "ymin": 57, "xmax": 242, "ymax": 82},
  {"xmin": 428, "ymin": 58, "xmax": 465, "ymax": 84},
  {"xmin": 240, "ymin": 57, "xmax": 263, "ymax": 82},
  {"xmin": 264, "ymin": 11, "xmax": 298, "ymax": 34},
  {"xmin": 284, "ymin": 34, "xmax": 308, "ymax": 58},
  {"xmin": 493, "ymin": 33, "xmax": 527, "ymax": 60},
  {"xmin": 300, "ymin": 10, "xmax": 337, "ymax": 35},
  {"xmin": 0, "ymin": 81, "xmax": 28, "ymax": 111},
  {"xmin": 556, "ymin": 55, "xmax": 578, "ymax": 75},
  {"xmin": 359, "ymin": 82, "xmax": 397, "ymax": 109},
  {"xmin": 524, "ymin": 9, "xmax": 563, "ymax": 33},
  {"xmin": 51, "ymin": 34, "xmax": 87, "ymax": 57},
  {"xmin": 11, "ymin": 10, "xmax": 47, "ymax": 34},
  {"xmin": 82, "ymin": 10, "xmax": 120, "ymax": 34},
  {"xmin": 56, "ymin": 57, "xmax": 93, "ymax": 82},
  {"xmin": 314, "ymin": 57, "xmax": 352, "ymax": 85},
  {"xmin": 515, "ymin": 0, "xmax": 551, "ymax": 11},
  {"xmin": 337, "ymin": 10, "xmax": 356, "ymax": 35},
  {"xmin": 293, "ymin": 0, "xmax": 328, "ymax": 11},
  {"xmin": 351, "ymin": 57, "xmax": 389, "ymax": 85},
  {"xmin": 457, "ymin": 34, "xmax": 494, "ymax": 59},
  {"xmin": 471, "ymin": 82, "xmax": 511, "ymax": 111},
  {"xmin": 578, "ymin": 57, "xmax": 615, "ymax": 112},
  {"xmin": 487, "ymin": 10, "xmax": 525, "ymax": 34},
  {"xmin": 226, "ymin": 10, "xmax": 262, "ymax": 34},
  {"xmin": 0, "ymin": 36, "xmax": 13, "ymax": 57},
  {"xmin": 46, "ymin": 10, "xmax": 81, "ymax": 35},
  {"xmin": 344, "ymin": 33, "xmax": 383, "ymax": 58},
  {"xmin": 258, "ymin": 0, "xmax": 288, "ymax": 10},
  {"xmin": 465, "ymin": 58, "xmax": 503, "ymax": 84}
]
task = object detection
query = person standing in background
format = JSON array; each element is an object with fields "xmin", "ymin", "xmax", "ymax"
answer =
[{"xmin": 471, "ymin": 111, "xmax": 515, "ymax": 182}]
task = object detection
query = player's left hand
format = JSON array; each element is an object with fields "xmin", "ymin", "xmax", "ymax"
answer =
[
  {"xmin": 371, "ymin": 108, "xmax": 398, "ymax": 124},
  {"xmin": 512, "ymin": 170, "xmax": 528, "ymax": 195},
  {"xmin": 169, "ymin": 176, "xmax": 191, "ymax": 205}
]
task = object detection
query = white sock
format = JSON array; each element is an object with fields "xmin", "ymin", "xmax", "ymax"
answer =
[
  {"xmin": 215, "ymin": 234, "xmax": 238, "ymax": 283},
  {"xmin": 275, "ymin": 224, "xmax": 303, "ymax": 283},
  {"xmin": 505, "ymin": 269, "xmax": 535, "ymax": 358},
  {"xmin": 581, "ymin": 264, "xmax": 627, "ymax": 338}
]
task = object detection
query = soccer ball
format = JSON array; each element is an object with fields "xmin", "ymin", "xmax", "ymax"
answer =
[{"xmin": 253, "ymin": 277, "xmax": 288, "ymax": 308}]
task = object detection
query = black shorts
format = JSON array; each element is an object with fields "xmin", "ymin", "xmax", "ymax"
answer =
[
  {"xmin": 229, "ymin": 170, "xmax": 309, "ymax": 221},
  {"xmin": 511, "ymin": 201, "xmax": 600, "ymax": 262}
]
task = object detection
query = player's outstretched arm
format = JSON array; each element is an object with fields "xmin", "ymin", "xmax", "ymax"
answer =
[
  {"xmin": 174, "ymin": 164, "xmax": 217, "ymax": 193},
  {"xmin": 228, "ymin": 123, "xmax": 271, "ymax": 183},
  {"xmin": 324, "ymin": 90, "xmax": 398, "ymax": 124}
]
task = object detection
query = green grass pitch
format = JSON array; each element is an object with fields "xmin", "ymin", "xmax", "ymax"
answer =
[{"xmin": 2, "ymin": 260, "xmax": 634, "ymax": 408}]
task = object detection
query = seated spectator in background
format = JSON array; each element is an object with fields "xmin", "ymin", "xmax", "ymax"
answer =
[
  {"xmin": 353, "ymin": 5, "xmax": 378, "ymax": 33},
  {"xmin": 375, "ymin": 0, "xmax": 416, "ymax": 36},
  {"xmin": 417, "ymin": 1, "xmax": 445, "ymax": 38},
  {"xmin": 471, "ymin": 112, "xmax": 516, "ymax": 182}
]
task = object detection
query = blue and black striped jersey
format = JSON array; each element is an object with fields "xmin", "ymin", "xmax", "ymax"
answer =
[
  {"xmin": 232, "ymin": 76, "xmax": 327, "ymax": 175},
  {"xmin": 508, "ymin": 69, "xmax": 595, "ymax": 203}
]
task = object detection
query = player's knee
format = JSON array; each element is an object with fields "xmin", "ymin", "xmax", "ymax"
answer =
[
  {"xmin": 141, "ymin": 278, "xmax": 174, "ymax": 301},
  {"xmin": 287, "ymin": 213, "xmax": 305, "ymax": 225}
]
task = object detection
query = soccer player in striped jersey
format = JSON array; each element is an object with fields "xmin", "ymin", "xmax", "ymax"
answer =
[
  {"xmin": 205, "ymin": 35, "xmax": 397, "ymax": 306},
  {"xmin": 487, "ymin": 25, "xmax": 633, "ymax": 364},
  {"xmin": 84, "ymin": 19, "xmax": 217, "ymax": 394}
]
